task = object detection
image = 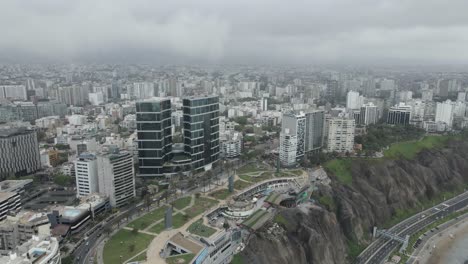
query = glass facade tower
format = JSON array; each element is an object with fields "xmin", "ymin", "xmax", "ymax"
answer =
[
  {"xmin": 136, "ymin": 98, "xmax": 172, "ymax": 177},
  {"xmin": 183, "ymin": 96, "xmax": 220, "ymax": 171}
]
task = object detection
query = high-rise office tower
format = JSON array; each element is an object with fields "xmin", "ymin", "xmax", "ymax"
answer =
[
  {"xmin": 183, "ymin": 96, "xmax": 220, "ymax": 171},
  {"xmin": 327, "ymin": 118, "xmax": 355, "ymax": 153},
  {"xmin": 97, "ymin": 150, "xmax": 135, "ymax": 208},
  {"xmin": 304, "ymin": 110, "xmax": 324, "ymax": 152},
  {"xmin": 0, "ymin": 127, "xmax": 41, "ymax": 177},
  {"xmin": 136, "ymin": 98, "xmax": 173, "ymax": 177},
  {"xmin": 74, "ymin": 153, "xmax": 98, "ymax": 197},
  {"xmin": 360, "ymin": 103, "xmax": 378, "ymax": 125}
]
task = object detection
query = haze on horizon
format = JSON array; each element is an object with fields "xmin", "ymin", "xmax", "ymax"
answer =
[{"xmin": 2, "ymin": 0, "xmax": 468, "ymax": 65}]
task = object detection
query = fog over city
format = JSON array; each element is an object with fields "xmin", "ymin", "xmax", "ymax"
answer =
[{"xmin": 2, "ymin": 0, "xmax": 468, "ymax": 64}]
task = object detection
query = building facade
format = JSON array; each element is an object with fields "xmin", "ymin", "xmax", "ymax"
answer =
[
  {"xmin": 435, "ymin": 100, "xmax": 455, "ymax": 129},
  {"xmin": 304, "ymin": 110, "xmax": 324, "ymax": 152},
  {"xmin": 279, "ymin": 130, "xmax": 298, "ymax": 167},
  {"xmin": 386, "ymin": 103, "xmax": 412, "ymax": 125},
  {"xmin": 220, "ymin": 131, "xmax": 242, "ymax": 158},
  {"xmin": 327, "ymin": 118, "xmax": 355, "ymax": 153},
  {"xmin": 74, "ymin": 153, "xmax": 98, "ymax": 197},
  {"xmin": 183, "ymin": 96, "xmax": 220, "ymax": 171},
  {"xmin": 97, "ymin": 150, "xmax": 136, "ymax": 208},
  {"xmin": 136, "ymin": 98, "xmax": 173, "ymax": 177},
  {"xmin": 360, "ymin": 102, "xmax": 378, "ymax": 125},
  {"xmin": 0, "ymin": 127, "xmax": 41, "ymax": 177}
]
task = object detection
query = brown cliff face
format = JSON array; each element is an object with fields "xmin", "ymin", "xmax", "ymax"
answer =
[{"xmin": 241, "ymin": 140, "xmax": 468, "ymax": 264}]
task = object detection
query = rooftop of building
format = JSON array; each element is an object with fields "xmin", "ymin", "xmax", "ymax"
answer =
[
  {"xmin": 0, "ymin": 192, "xmax": 18, "ymax": 203},
  {"xmin": 0, "ymin": 235, "xmax": 60, "ymax": 264},
  {"xmin": 0, "ymin": 179, "xmax": 33, "ymax": 193},
  {"xmin": 0, "ymin": 127, "xmax": 34, "ymax": 138},
  {"xmin": 0, "ymin": 210, "xmax": 49, "ymax": 227}
]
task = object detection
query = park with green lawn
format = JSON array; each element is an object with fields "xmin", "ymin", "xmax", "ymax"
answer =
[
  {"xmin": 103, "ymin": 194, "xmax": 220, "ymax": 264},
  {"xmin": 102, "ymin": 229, "xmax": 154, "ymax": 264},
  {"xmin": 126, "ymin": 206, "xmax": 168, "ymax": 230}
]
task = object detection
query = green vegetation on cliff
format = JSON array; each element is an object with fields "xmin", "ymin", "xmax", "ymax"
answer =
[
  {"xmin": 324, "ymin": 159, "xmax": 352, "ymax": 185},
  {"xmin": 384, "ymin": 135, "xmax": 452, "ymax": 159}
]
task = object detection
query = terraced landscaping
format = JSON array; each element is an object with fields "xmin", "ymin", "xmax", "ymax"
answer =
[
  {"xmin": 185, "ymin": 197, "xmax": 218, "ymax": 218},
  {"xmin": 187, "ymin": 219, "xmax": 217, "ymax": 237},
  {"xmin": 209, "ymin": 189, "xmax": 232, "ymax": 200}
]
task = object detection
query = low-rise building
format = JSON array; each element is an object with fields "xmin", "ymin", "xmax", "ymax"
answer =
[{"xmin": 0, "ymin": 235, "xmax": 61, "ymax": 264}]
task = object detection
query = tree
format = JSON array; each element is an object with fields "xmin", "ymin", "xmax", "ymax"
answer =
[
  {"xmin": 132, "ymin": 227, "xmax": 139, "ymax": 235},
  {"xmin": 223, "ymin": 221, "xmax": 230, "ymax": 230},
  {"xmin": 128, "ymin": 243, "xmax": 135, "ymax": 253}
]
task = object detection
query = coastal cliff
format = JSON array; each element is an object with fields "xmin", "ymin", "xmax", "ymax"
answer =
[{"xmin": 240, "ymin": 139, "xmax": 468, "ymax": 264}]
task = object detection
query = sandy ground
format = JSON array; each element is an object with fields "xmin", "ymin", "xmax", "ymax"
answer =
[{"xmin": 415, "ymin": 218, "xmax": 468, "ymax": 264}]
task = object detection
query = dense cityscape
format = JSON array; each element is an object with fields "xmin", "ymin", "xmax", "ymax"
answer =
[{"xmin": 0, "ymin": 64, "xmax": 467, "ymax": 264}]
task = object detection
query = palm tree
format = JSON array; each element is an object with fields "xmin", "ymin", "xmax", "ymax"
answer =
[{"xmin": 144, "ymin": 193, "xmax": 151, "ymax": 212}]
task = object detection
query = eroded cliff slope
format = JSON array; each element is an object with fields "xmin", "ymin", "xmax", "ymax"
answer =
[{"xmin": 241, "ymin": 140, "xmax": 468, "ymax": 264}]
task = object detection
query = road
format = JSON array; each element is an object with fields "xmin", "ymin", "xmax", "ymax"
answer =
[
  {"xmin": 407, "ymin": 212, "xmax": 468, "ymax": 264},
  {"xmin": 355, "ymin": 190, "xmax": 468, "ymax": 264}
]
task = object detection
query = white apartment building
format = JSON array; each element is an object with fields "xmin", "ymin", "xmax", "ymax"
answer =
[
  {"xmin": 346, "ymin": 91, "xmax": 364, "ymax": 110},
  {"xmin": 279, "ymin": 129, "xmax": 298, "ymax": 167},
  {"xmin": 97, "ymin": 150, "xmax": 135, "ymax": 208},
  {"xmin": 435, "ymin": 100, "xmax": 455, "ymax": 129},
  {"xmin": 327, "ymin": 118, "xmax": 355, "ymax": 153},
  {"xmin": 0, "ymin": 85, "xmax": 27, "ymax": 101},
  {"xmin": 74, "ymin": 153, "xmax": 98, "ymax": 198},
  {"xmin": 220, "ymin": 131, "xmax": 243, "ymax": 158}
]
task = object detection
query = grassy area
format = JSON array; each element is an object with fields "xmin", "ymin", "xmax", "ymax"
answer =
[
  {"xmin": 274, "ymin": 171, "xmax": 290, "ymax": 178},
  {"xmin": 324, "ymin": 159, "xmax": 353, "ymax": 185},
  {"xmin": 237, "ymin": 163, "xmax": 268, "ymax": 174},
  {"xmin": 347, "ymin": 239, "xmax": 366, "ymax": 262},
  {"xmin": 234, "ymin": 180, "xmax": 253, "ymax": 190},
  {"xmin": 384, "ymin": 135, "xmax": 450, "ymax": 159},
  {"xmin": 127, "ymin": 206, "xmax": 168, "ymax": 230},
  {"xmin": 319, "ymin": 195, "xmax": 336, "ymax": 212},
  {"xmin": 149, "ymin": 213, "xmax": 190, "ymax": 233},
  {"xmin": 127, "ymin": 250, "xmax": 147, "ymax": 262},
  {"xmin": 103, "ymin": 229, "xmax": 154, "ymax": 264},
  {"xmin": 166, "ymin": 253, "xmax": 195, "ymax": 264},
  {"xmin": 173, "ymin": 196, "xmax": 192, "ymax": 210},
  {"xmin": 289, "ymin": 169, "xmax": 304, "ymax": 176},
  {"xmin": 239, "ymin": 173, "xmax": 271, "ymax": 183},
  {"xmin": 273, "ymin": 214, "xmax": 289, "ymax": 228},
  {"xmin": 187, "ymin": 219, "xmax": 217, "ymax": 237},
  {"xmin": 185, "ymin": 197, "xmax": 218, "ymax": 218},
  {"xmin": 209, "ymin": 189, "xmax": 232, "ymax": 200},
  {"xmin": 149, "ymin": 221, "xmax": 165, "ymax": 234},
  {"xmin": 231, "ymin": 254, "xmax": 245, "ymax": 264},
  {"xmin": 173, "ymin": 213, "xmax": 190, "ymax": 228}
]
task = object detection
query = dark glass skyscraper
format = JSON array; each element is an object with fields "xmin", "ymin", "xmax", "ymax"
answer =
[
  {"xmin": 136, "ymin": 98, "xmax": 172, "ymax": 177},
  {"xmin": 183, "ymin": 96, "xmax": 220, "ymax": 171}
]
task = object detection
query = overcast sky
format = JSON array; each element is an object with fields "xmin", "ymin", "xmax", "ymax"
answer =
[{"xmin": 1, "ymin": 0, "xmax": 468, "ymax": 65}]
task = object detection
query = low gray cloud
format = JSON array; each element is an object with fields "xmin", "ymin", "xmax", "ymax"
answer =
[{"xmin": 1, "ymin": 0, "xmax": 468, "ymax": 64}]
